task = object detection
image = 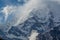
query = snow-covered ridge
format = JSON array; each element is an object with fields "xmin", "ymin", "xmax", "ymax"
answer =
[{"xmin": 0, "ymin": 0, "xmax": 60, "ymax": 40}]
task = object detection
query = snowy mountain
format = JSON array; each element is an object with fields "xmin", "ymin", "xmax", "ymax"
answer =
[{"xmin": 0, "ymin": 0, "xmax": 60, "ymax": 40}]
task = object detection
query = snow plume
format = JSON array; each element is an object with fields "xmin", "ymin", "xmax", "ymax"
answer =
[
  {"xmin": 0, "ymin": 0, "xmax": 49, "ymax": 26},
  {"xmin": 6, "ymin": 0, "xmax": 46, "ymax": 26},
  {"xmin": 28, "ymin": 30, "xmax": 39, "ymax": 40},
  {"xmin": 14, "ymin": 0, "xmax": 46, "ymax": 26},
  {"xmin": 13, "ymin": 0, "xmax": 48, "ymax": 26},
  {"xmin": 13, "ymin": 0, "xmax": 39, "ymax": 26}
]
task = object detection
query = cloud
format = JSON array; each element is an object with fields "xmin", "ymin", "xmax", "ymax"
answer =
[
  {"xmin": 0, "ymin": 0, "xmax": 50, "ymax": 26},
  {"xmin": 12, "ymin": 0, "xmax": 46, "ymax": 26},
  {"xmin": 1, "ymin": 5, "xmax": 16, "ymax": 21},
  {"xmin": 2, "ymin": 0, "xmax": 58, "ymax": 27}
]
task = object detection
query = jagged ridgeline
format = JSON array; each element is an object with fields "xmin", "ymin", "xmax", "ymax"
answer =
[{"xmin": 0, "ymin": 8, "xmax": 60, "ymax": 40}]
